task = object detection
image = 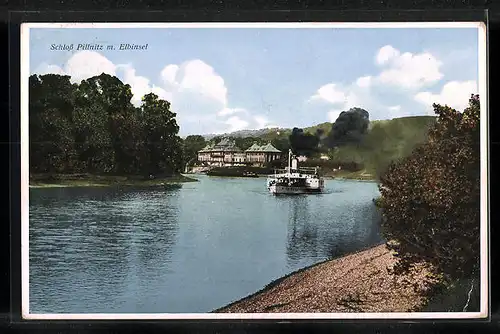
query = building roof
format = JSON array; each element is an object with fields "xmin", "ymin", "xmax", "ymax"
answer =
[
  {"xmin": 199, "ymin": 140, "xmax": 282, "ymax": 154},
  {"xmin": 260, "ymin": 143, "xmax": 282, "ymax": 153},
  {"xmin": 198, "ymin": 143, "xmax": 215, "ymax": 152},
  {"xmin": 199, "ymin": 138, "xmax": 242, "ymax": 153},
  {"xmin": 245, "ymin": 142, "xmax": 281, "ymax": 153},
  {"xmin": 244, "ymin": 143, "xmax": 262, "ymax": 152}
]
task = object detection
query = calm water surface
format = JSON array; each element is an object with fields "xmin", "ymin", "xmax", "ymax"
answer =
[{"xmin": 29, "ymin": 175, "xmax": 383, "ymax": 313}]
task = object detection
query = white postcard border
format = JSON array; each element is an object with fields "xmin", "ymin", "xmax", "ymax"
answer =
[{"xmin": 20, "ymin": 21, "xmax": 489, "ymax": 320}]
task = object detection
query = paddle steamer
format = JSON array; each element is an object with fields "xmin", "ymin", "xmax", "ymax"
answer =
[{"xmin": 266, "ymin": 149, "xmax": 324, "ymax": 195}]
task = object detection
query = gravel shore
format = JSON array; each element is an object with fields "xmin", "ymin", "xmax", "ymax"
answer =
[{"xmin": 215, "ymin": 244, "xmax": 438, "ymax": 313}]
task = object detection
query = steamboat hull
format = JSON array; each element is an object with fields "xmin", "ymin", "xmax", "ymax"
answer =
[{"xmin": 268, "ymin": 184, "xmax": 323, "ymax": 195}]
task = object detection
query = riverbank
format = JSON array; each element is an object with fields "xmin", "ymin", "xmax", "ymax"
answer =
[
  {"xmin": 205, "ymin": 166, "xmax": 273, "ymax": 177},
  {"xmin": 29, "ymin": 173, "xmax": 198, "ymax": 188},
  {"xmin": 187, "ymin": 165, "xmax": 377, "ymax": 181},
  {"xmin": 214, "ymin": 244, "xmax": 441, "ymax": 313},
  {"xmin": 324, "ymin": 169, "xmax": 377, "ymax": 182}
]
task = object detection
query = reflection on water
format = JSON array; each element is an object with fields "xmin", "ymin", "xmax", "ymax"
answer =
[
  {"xmin": 30, "ymin": 186, "xmax": 181, "ymax": 313},
  {"xmin": 285, "ymin": 189, "xmax": 382, "ymax": 268},
  {"xmin": 29, "ymin": 177, "xmax": 383, "ymax": 313}
]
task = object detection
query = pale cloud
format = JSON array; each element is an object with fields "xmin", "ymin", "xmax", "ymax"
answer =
[
  {"xmin": 217, "ymin": 107, "xmax": 247, "ymax": 117},
  {"xmin": 308, "ymin": 45, "xmax": 465, "ymax": 122},
  {"xmin": 343, "ymin": 91, "xmax": 363, "ymax": 110},
  {"xmin": 312, "ymin": 81, "xmax": 383, "ymax": 120},
  {"xmin": 376, "ymin": 45, "xmax": 400, "ymax": 65},
  {"xmin": 160, "ymin": 64, "xmax": 180, "ymax": 86},
  {"xmin": 34, "ymin": 52, "xmax": 172, "ymax": 107},
  {"xmin": 253, "ymin": 115, "xmax": 278, "ymax": 129},
  {"xmin": 388, "ymin": 105, "xmax": 401, "ymax": 112},
  {"xmin": 414, "ymin": 80, "xmax": 477, "ymax": 113},
  {"xmin": 117, "ymin": 64, "xmax": 171, "ymax": 106},
  {"xmin": 64, "ymin": 51, "xmax": 117, "ymax": 83},
  {"xmin": 254, "ymin": 115, "xmax": 268, "ymax": 129},
  {"xmin": 33, "ymin": 63, "xmax": 66, "ymax": 76},
  {"xmin": 310, "ymin": 83, "xmax": 347, "ymax": 105},
  {"xmin": 157, "ymin": 60, "xmax": 256, "ymax": 133},
  {"xmin": 375, "ymin": 45, "xmax": 443, "ymax": 89},
  {"xmin": 33, "ymin": 51, "xmax": 117, "ymax": 84},
  {"xmin": 175, "ymin": 59, "xmax": 228, "ymax": 106},
  {"xmin": 356, "ymin": 76, "xmax": 372, "ymax": 88},
  {"xmin": 327, "ymin": 110, "xmax": 343, "ymax": 122},
  {"xmin": 387, "ymin": 105, "xmax": 402, "ymax": 118},
  {"xmin": 311, "ymin": 81, "xmax": 407, "ymax": 122},
  {"xmin": 225, "ymin": 116, "xmax": 249, "ymax": 132}
]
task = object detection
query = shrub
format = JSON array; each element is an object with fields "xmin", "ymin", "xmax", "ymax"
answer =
[{"xmin": 377, "ymin": 94, "xmax": 481, "ymax": 282}]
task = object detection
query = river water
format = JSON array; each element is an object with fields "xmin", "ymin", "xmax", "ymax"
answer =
[{"xmin": 29, "ymin": 175, "xmax": 383, "ymax": 314}]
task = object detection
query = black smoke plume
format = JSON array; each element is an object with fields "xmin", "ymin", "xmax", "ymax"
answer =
[{"xmin": 325, "ymin": 107, "xmax": 370, "ymax": 148}]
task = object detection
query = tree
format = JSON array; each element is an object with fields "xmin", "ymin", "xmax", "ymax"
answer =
[
  {"xmin": 234, "ymin": 136, "xmax": 264, "ymax": 150},
  {"xmin": 89, "ymin": 74, "xmax": 142, "ymax": 174},
  {"xmin": 377, "ymin": 94, "xmax": 480, "ymax": 282},
  {"xmin": 140, "ymin": 93, "xmax": 183, "ymax": 176},
  {"xmin": 29, "ymin": 73, "xmax": 185, "ymax": 177},
  {"xmin": 271, "ymin": 135, "xmax": 291, "ymax": 152},
  {"xmin": 289, "ymin": 127, "xmax": 320, "ymax": 157},
  {"xmin": 72, "ymin": 76, "xmax": 117, "ymax": 172},
  {"xmin": 183, "ymin": 135, "xmax": 206, "ymax": 166},
  {"xmin": 29, "ymin": 74, "xmax": 78, "ymax": 173}
]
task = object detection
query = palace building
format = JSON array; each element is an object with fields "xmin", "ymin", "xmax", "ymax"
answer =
[
  {"xmin": 197, "ymin": 138, "xmax": 282, "ymax": 167},
  {"xmin": 244, "ymin": 143, "xmax": 282, "ymax": 165}
]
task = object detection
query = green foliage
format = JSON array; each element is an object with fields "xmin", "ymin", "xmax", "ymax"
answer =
[
  {"xmin": 140, "ymin": 93, "xmax": 183, "ymax": 175},
  {"xmin": 289, "ymin": 127, "xmax": 320, "ymax": 157},
  {"xmin": 377, "ymin": 95, "xmax": 480, "ymax": 282},
  {"xmin": 183, "ymin": 135, "xmax": 207, "ymax": 166},
  {"xmin": 360, "ymin": 116, "xmax": 436, "ymax": 177},
  {"xmin": 316, "ymin": 116, "xmax": 436, "ymax": 177},
  {"xmin": 29, "ymin": 74, "xmax": 79, "ymax": 173},
  {"xmin": 225, "ymin": 114, "xmax": 434, "ymax": 177},
  {"xmin": 29, "ymin": 73, "xmax": 184, "ymax": 177},
  {"xmin": 299, "ymin": 158, "xmax": 363, "ymax": 172},
  {"xmin": 271, "ymin": 135, "xmax": 291, "ymax": 152},
  {"xmin": 303, "ymin": 122, "xmax": 333, "ymax": 136},
  {"xmin": 234, "ymin": 136, "xmax": 266, "ymax": 150},
  {"xmin": 199, "ymin": 115, "xmax": 434, "ymax": 176}
]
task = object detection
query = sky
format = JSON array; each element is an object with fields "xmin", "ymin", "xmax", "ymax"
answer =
[{"xmin": 28, "ymin": 25, "xmax": 480, "ymax": 136}]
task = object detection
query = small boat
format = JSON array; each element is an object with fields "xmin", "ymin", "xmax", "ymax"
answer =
[{"xmin": 266, "ymin": 149, "xmax": 325, "ymax": 195}]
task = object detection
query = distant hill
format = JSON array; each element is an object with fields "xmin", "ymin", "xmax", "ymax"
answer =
[
  {"xmin": 204, "ymin": 116, "xmax": 435, "ymax": 143},
  {"xmin": 203, "ymin": 127, "xmax": 284, "ymax": 140}
]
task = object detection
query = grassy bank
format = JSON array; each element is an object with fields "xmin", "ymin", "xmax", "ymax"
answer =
[
  {"xmin": 29, "ymin": 173, "xmax": 198, "ymax": 188},
  {"xmin": 214, "ymin": 244, "xmax": 444, "ymax": 313},
  {"xmin": 325, "ymin": 169, "xmax": 377, "ymax": 181}
]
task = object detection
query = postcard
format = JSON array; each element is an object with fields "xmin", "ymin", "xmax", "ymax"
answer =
[{"xmin": 20, "ymin": 22, "xmax": 488, "ymax": 320}]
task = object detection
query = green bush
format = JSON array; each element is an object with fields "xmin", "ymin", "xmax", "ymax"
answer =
[{"xmin": 377, "ymin": 94, "xmax": 481, "ymax": 282}]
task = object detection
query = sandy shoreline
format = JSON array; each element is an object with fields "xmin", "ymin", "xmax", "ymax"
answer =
[{"xmin": 215, "ymin": 244, "xmax": 438, "ymax": 313}]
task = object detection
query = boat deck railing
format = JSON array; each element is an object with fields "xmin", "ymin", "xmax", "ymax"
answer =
[
  {"xmin": 268, "ymin": 171, "xmax": 322, "ymax": 180},
  {"xmin": 271, "ymin": 167, "xmax": 320, "ymax": 175}
]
